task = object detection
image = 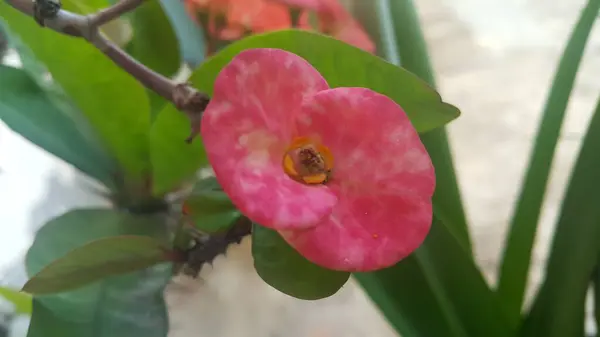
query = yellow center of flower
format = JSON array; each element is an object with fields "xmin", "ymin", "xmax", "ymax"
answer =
[{"xmin": 282, "ymin": 136, "xmax": 334, "ymax": 185}]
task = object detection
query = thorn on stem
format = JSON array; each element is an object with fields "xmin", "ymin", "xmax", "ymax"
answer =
[{"xmin": 178, "ymin": 217, "xmax": 252, "ymax": 277}]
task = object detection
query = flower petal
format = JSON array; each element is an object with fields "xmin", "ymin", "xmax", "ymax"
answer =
[
  {"xmin": 280, "ymin": 192, "xmax": 432, "ymax": 271},
  {"xmin": 282, "ymin": 87, "xmax": 435, "ymax": 271},
  {"xmin": 208, "ymin": 48, "xmax": 329, "ymax": 139},
  {"xmin": 296, "ymin": 87, "xmax": 435, "ymax": 198},
  {"xmin": 201, "ymin": 49, "xmax": 336, "ymax": 230}
]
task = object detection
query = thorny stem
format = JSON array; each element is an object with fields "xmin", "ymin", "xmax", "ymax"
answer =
[
  {"xmin": 5, "ymin": 0, "xmax": 209, "ymax": 142},
  {"xmin": 178, "ymin": 217, "xmax": 253, "ymax": 277}
]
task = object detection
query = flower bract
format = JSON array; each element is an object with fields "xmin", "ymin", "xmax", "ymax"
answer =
[{"xmin": 201, "ymin": 48, "xmax": 435, "ymax": 272}]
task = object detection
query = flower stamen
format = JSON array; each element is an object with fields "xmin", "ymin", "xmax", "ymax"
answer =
[{"xmin": 283, "ymin": 136, "xmax": 333, "ymax": 185}]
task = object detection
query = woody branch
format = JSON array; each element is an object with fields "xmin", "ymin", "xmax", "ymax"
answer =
[{"xmin": 5, "ymin": 0, "xmax": 208, "ymax": 142}]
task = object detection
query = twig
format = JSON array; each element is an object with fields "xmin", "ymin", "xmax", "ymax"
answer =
[{"xmin": 5, "ymin": 0, "xmax": 209, "ymax": 142}]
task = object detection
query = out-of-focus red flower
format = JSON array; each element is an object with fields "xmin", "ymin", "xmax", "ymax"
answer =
[
  {"xmin": 273, "ymin": 0, "xmax": 375, "ymax": 53},
  {"xmin": 185, "ymin": 0, "xmax": 291, "ymax": 40},
  {"xmin": 185, "ymin": 0, "xmax": 375, "ymax": 53}
]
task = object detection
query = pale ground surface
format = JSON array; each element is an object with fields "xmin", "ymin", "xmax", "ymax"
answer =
[{"xmin": 2, "ymin": 0, "xmax": 600, "ymax": 336}]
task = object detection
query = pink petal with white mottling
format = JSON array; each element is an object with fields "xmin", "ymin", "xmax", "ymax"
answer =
[
  {"xmin": 201, "ymin": 49, "xmax": 336, "ymax": 230},
  {"xmin": 280, "ymin": 192, "xmax": 432, "ymax": 271},
  {"xmin": 281, "ymin": 87, "xmax": 435, "ymax": 271},
  {"xmin": 296, "ymin": 88, "xmax": 435, "ymax": 197}
]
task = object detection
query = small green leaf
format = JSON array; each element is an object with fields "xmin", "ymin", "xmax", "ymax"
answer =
[
  {"xmin": 498, "ymin": 0, "xmax": 600, "ymax": 323},
  {"xmin": 0, "ymin": 287, "xmax": 32, "ymax": 315},
  {"xmin": 26, "ymin": 209, "xmax": 169, "ymax": 320},
  {"xmin": 23, "ymin": 235, "xmax": 170, "ymax": 295},
  {"xmin": 185, "ymin": 178, "xmax": 240, "ymax": 233},
  {"xmin": 26, "ymin": 263, "xmax": 170, "ymax": 337},
  {"xmin": 252, "ymin": 224, "xmax": 350, "ymax": 300},
  {"xmin": 518, "ymin": 86, "xmax": 600, "ymax": 337},
  {"xmin": 355, "ymin": 214, "xmax": 514, "ymax": 337},
  {"xmin": 25, "ymin": 209, "xmax": 170, "ymax": 337},
  {"xmin": 0, "ymin": 1, "xmax": 151, "ymax": 180},
  {"xmin": 0, "ymin": 64, "xmax": 115, "ymax": 186}
]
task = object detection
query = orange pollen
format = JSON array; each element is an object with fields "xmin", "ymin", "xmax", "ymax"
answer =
[
  {"xmin": 372, "ymin": 234, "xmax": 379, "ymax": 239},
  {"xmin": 282, "ymin": 136, "xmax": 334, "ymax": 185}
]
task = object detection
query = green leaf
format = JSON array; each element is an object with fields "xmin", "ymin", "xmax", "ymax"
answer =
[
  {"xmin": 126, "ymin": 0, "xmax": 180, "ymax": 77},
  {"xmin": 0, "ymin": 0, "xmax": 151, "ymax": 179},
  {"xmin": 0, "ymin": 287, "xmax": 32, "ymax": 315},
  {"xmin": 419, "ymin": 130, "xmax": 471, "ymax": 252},
  {"xmin": 149, "ymin": 105, "xmax": 210, "ymax": 195},
  {"xmin": 0, "ymin": 24, "xmax": 7, "ymax": 58},
  {"xmin": 518, "ymin": 92, "xmax": 600, "ymax": 337},
  {"xmin": 355, "ymin": 215, "xmax": 514, "ymax": 337},
  {"xmin": 25, "ymin": 208, "xmax": 170, "ymax": 337},
  {"xmin": 23, "ymin": 235, "xmax": 170, "ymax": 295},
  {"xmin": 185, "ymin": 179, "xmax": 240, "ymax": 233},
  {"xmin": 27, "ymin": 299, "xmax": 88, "ymax": 337},
  {"xmin": 27, "ymin": 264, "xmax": 170, "ymax": 337},
  {"xmin": 594, "ymin": 264, "xmax": 600, "ymax": 335},
  {"xmin": 125, "ymin": 0, "xmax": 181, "ymax": 117},
  {"xmin": 252, "ymin": 224, "xmax": 350, "ymax": 300},
  {"xmin": 149, "ymin": 29, "xmax": 461, "ymax": 195},
  {"xmin": 497, "ymin": 0, "xmax": 600, "ymax": 323},
  {"xmin": 0, "ymin": 64, "xmax": 115, "ymax": 186},
  {"xmin": 194, "ymin": 29, "xmax": 459, "ymax": 133}
]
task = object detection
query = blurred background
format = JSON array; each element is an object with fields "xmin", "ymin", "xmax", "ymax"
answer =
[{"xmin": 2, "ymin": 0, "xmax": 600, "ymax": 336}]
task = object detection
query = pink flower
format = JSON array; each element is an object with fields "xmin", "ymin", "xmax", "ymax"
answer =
[{"xmin": 200, "ymin": 48, "xmax": 435, "ymax": 272}]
